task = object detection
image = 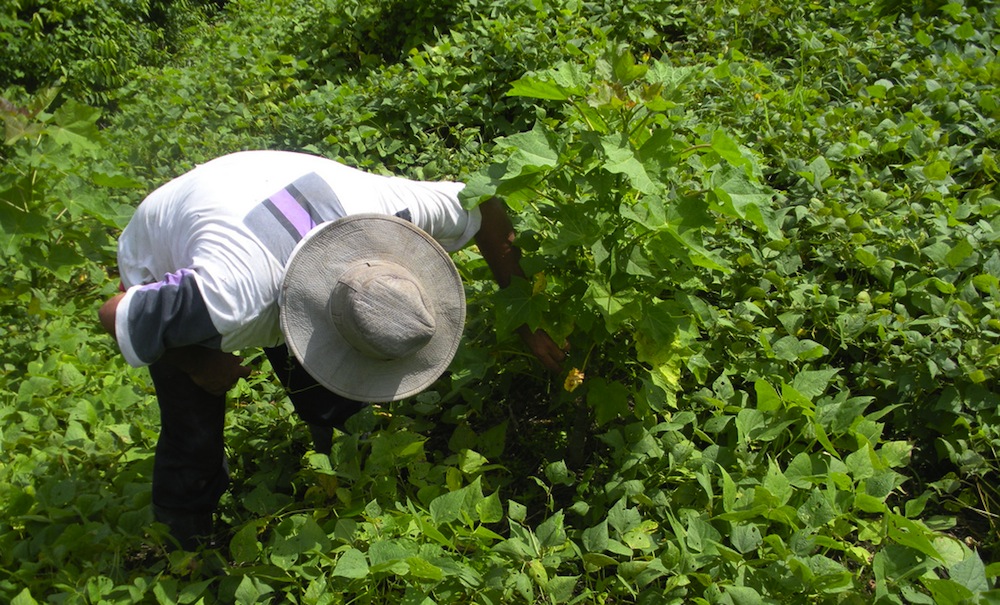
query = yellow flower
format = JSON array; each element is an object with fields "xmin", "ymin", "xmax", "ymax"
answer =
[{"xmin": 564, "ymin": 368, "xmax": 585, "ymax": 392}]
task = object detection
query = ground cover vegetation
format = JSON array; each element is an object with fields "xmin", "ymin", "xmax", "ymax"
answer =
[{"xmin": 1, "ymin": 0, "xmax": 998, "ymax": 602}]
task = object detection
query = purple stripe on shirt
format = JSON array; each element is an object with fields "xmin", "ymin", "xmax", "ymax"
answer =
[
  {"xmin": 141, "ymin": 268, "xmax": 197, "ymax": 290},
  {"xmin": 269, "ymin": 189, "xmax": 315, "ymax": 237}
]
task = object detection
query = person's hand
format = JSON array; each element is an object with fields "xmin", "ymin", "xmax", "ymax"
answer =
[
  {"xmin": 517, "ymin": 325, "xmax": 567, "ymax": 372},
  {"xmin": 186, "ymin": 350, "xmax": 251, "ymax": 396}
]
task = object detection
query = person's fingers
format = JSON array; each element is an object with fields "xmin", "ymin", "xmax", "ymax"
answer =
[
  {"xmin": 528, "ymin": 331, "xmax": 566, "ymax": 372},
  {"xmin": 190, "ymin": 353, "xmax": 251, "ymax": 395}
]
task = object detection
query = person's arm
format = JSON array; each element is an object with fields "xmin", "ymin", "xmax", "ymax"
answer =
[
  {"xmin": 98, "ymin": 292, "xmax": 125, "ymax": 336},
  {"xmin": 98, "ymin": 291, "xmax": 249, "ymax": 395},
  {"xmin": 474, "ymin": 197, "xmax": 566, "ymax": 371}
]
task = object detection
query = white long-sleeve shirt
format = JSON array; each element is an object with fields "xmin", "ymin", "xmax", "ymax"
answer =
[{"xmin": 115, "ymin": 150, "xmax": 480, "ymax": 367}]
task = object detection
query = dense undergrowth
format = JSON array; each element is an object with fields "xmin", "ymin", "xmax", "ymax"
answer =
[{"xmin": 1, "ymin": 0, "xmax": 999, "ymax": 603}]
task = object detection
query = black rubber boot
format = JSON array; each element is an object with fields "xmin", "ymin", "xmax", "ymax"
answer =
[
  {"xmin": 308, "ymin": 424, "xmax": 334, "ymax": 455},
  {"xmin": 154, "ymin": 504, "xmax": 215, "ymax": 551}
]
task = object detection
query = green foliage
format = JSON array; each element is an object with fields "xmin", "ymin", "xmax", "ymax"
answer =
[
  {"xmin": 0, "ymin": 0, "xmax": 222, "ymax": 107},
  {"xmin": 2, "ymin": 0, "xmax": 1000, "ymax": 603}
]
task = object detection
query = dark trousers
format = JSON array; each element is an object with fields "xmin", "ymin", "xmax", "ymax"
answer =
[{"xmin": 149, "ymin": 345, "xmax": 364, "ymax": 549}]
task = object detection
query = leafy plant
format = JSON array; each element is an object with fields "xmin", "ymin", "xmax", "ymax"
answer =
[{"xmin": 1, "ymin": 0, "xmax": 999, "ymax": 603}]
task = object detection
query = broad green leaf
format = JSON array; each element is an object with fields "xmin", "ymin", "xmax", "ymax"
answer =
[
  {"xmin": 645, "ymin": 62, "xmax": 697, "ymax": 93},
  {"xmin": 922, "ymin": 241, "xmax": 950, "ymax": 264},
  {"xmin": 405, "ymin": 557, "xmax": 444, "ymax": 581},
  {"xmin": 865, "ymin": 470, "xmax": 902, "ymax": 499},
  {"xmin": 945, "ymin": 238, "xmax": 975, "ymax": 268},
  {"xmin": 459, "ymin": 448, "xmax": 488, "ymax": 474},
  {"xmin": 720, "ymin": 464, "xmax": 736, "ymax": 510},
  {"xmin": 611, "ymin": 47, "xmax": 647, "ymax": 84},
  {"xmin": 544, "ymin": 209, "xmax": 602, "ymax": 254},
  {"xmin": 91, "ymin": 171, "xmax": 144, "ymax": 188},
  {"xmin": 711, "ymin": 166, "xmax": 780, "ymax": 238},
  {"xmin": 888, "ymin": 514, "xmax": 942, "ymax": 561},
  {"xmin": 736, "ymin": 408, "xmax": 766, "ymax": 443},
  {"xmin": 846, "ymin": 445, "xmax": 877, "ymax": 480},
  {"xmin": 49, "ymin": 100, "xmax": 101, "ymax": 151},
  {"xmin": 619, "ymin": 193, "xmax": 666, "ymax": 230},
  {"xmin": 762, "ymin": 459, "xmax": 793, "ymax": 505},
  {"xmin": 64, "ymin": 420, "xmax": 88, "ymax": 443},
  {"xmin": 536, "ymin": 511, "xmax": 567, "ymax": 548},
  {"xmin": 721, "ymin": 585, "xmax": 764, "ymax": 605},
  {"xmin": 922, "ymin": 160, "xmax": 951, "ymax": 182},
  {"xmin": 600, "ymin": 135, "xmax": 657, "ymax": 193},
  {"xmin": 550, "ymin": 61, "xmax": 591, "ymax": 91},
  {"xmin": 634, "ymin": 299, "xmax": 698, "ymax": 352},
  {"xmin": 508, "ymin": 500, "xmax": 527, "ymax": 523},
  {"xmin": 10, "ymin": 588, "xmax": 38, "ymax": 605},
  {"xmin": 499, "ymin": 123, "xmax": 561, "ymax": 180},
  {"xmin": 235, "ymin": 576, "xmax": 261, "ymax": 605},
  {"xmin": 624, "ymin": 244, "xmax": 658, "ymax": 280},
  {"xmin": 608, "ymin": 498, "xmax": 642, "ymax": 535},
  {"xmin": 922, "ymin": 578, "xmax": 975, "ymax": 605},
  {"xmin": 914, "ymin": 277, "xmax": 956, "ymax": 294},
  {"xmin": 3, "ymin": 112, "xmax": 44, "ymax": 144},
  {"xmin": 781, "ymin": 381, "xmax": 815, "ymax": 410},
  {"xmin": 544, "ymin": 460, "xmax": 573, "ymax": 485},
  {"xmin": 711, "ymin": 130, "xmax": 749, "ymax": 168},
  {"xmin": 772, "ymin": 336, "xmax": 829, "ymax": 361},
  {"xmin": 684, "ymin": 514, "xmax": 722, "ymax": 552},
  {"xmin": 878, "ymin": 440, "xmax": 912, "ymax": 468},
  {"xmin": 507, "ymin": 77, "xmax": 573, "ymax": 100},
  {"xmin": 949, "ymin": 552, "xmax": 989, "ymax": 593},
  {"xmin": 528, "ymin": 559, "xmax": 548, "ymax": 587},
  {"xmin": 547, "ymin": 576, "xmax": 579, "ymax": 603},
  {"xmin": 637, "ymin": 127, "xmax": 678, "ymax": 176},
  {"xmin": 804, "ymin": 156, "xmax": 832, "ymax": 191},
  {"xmin": 476, "ymin": 491, "xmax": 504, "ymax": 524},
  {"xmin": 230, "ymin": 523, "xmax": 263, "ymax": 565},
  {"xmin": 730, "ymin": 524, "xmax": 763, "ymax": 554},
  {"xmin": 58, "ymin": 363, "xmax": 86, "ymax": 388},
  {"xmin": 507, "ymin": 62, "xmax": 588, "ymax": 99},
  {"xmin": 430, "ymin": 487, "xmax": 468, "ymax": 525},
  {"xmin": 791, "ymin": 369, "xmax": 839, "ymax": 399},
  {"xmin": 797, "ymin": 489, "xmax": 837, "ymax": 528},
  {"xmin": 867, "ymin": 83, "xmax": 889, "ymax": 99},
  {"xmin": 587, "ymin": 377, "xmax": 630, "ymax": 425},
  {"xmin": 0, "ymin": 185, "xmax": 50, "ymax": 238},
  {"xmin": 369, "ymin": 539, "xmax": 418, "ymax": 569},
  {"xmin": 854, "ymin": 246, "xmax": 879, "ymax": 267},
  {"xmin": 648, "ymin": 223, "xmax": 729, "ymax": 272},
  {"xmin": 634, "ymin": 303, "xmax": 696, "ymax": 402},
  {"xmin": 854, "ymin": 493, "xmax": 888, "ymax": 513},
  {"xmin": 493, "ymin": 278, "xmax": 548, "ymax": 334},
  {"xmin": 270, "ymin": 515, "xmax": 330, "ymax": 570},
  {"xmin": 512, "ymin": 571, "xmax": 534, "ymax": 602},
  {"xmin": 459, "ymin": 165, "xmax": 502, "ymax": 207},
  {"xmin": 582, "ymin": 520, "xmax": 610, "ymax": 553},
  {"xmin": 586, "ymin": 280, "xmax": 640, "ymax": 330},
  {"xmin": 785, "ymin": 453, "xmax": 827, "ymax": 488},
  {"xmin": 178, "ymin": 579, "xmax": 214, "ymax": 603},
  {"xmin": 817, "ymin": 394, "xmax": 874, "ymax": 435},
  {"xmin": 755, "ymin": 379, "xmax": 781, "ymax": 411},
  {"xmin": 333, "ymin": 548, "xmax": 369, "ymax": 579}
]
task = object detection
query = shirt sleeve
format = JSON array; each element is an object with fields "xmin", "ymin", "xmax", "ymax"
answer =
[
  {"xmin": 406, "ymin": 182, "xmax": 483, "ymax": 252},
  {"xmin": 444, "ymin": 203, "xmax": 482, "ymax": 252},
  {"xmin": 114, "ymin": 268, "xmax": 223, "ymax": 367}
]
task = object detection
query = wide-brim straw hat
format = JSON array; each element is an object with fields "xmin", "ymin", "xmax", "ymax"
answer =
[{"xmin": 279, "ymin": 213, "xmax": 465, "ymax": 402}]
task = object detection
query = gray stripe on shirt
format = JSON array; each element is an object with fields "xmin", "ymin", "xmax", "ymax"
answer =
[{"xmin": 243, "ymin": 172, "xmax": 347, "ymax": 263}]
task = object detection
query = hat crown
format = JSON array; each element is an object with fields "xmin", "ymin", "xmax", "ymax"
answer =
[
  {"xmin": 329, "ymin": 261, "xmax": 436, "ymax": 360},
  {"xmin": 280, "ymin": 213, "xmax": 465, "ymax": 402}
]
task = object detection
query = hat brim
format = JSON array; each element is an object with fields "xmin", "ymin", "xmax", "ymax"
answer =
[{"xmin": 279, "ymin": 214, "xmax": 465, "ymax": 402}]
